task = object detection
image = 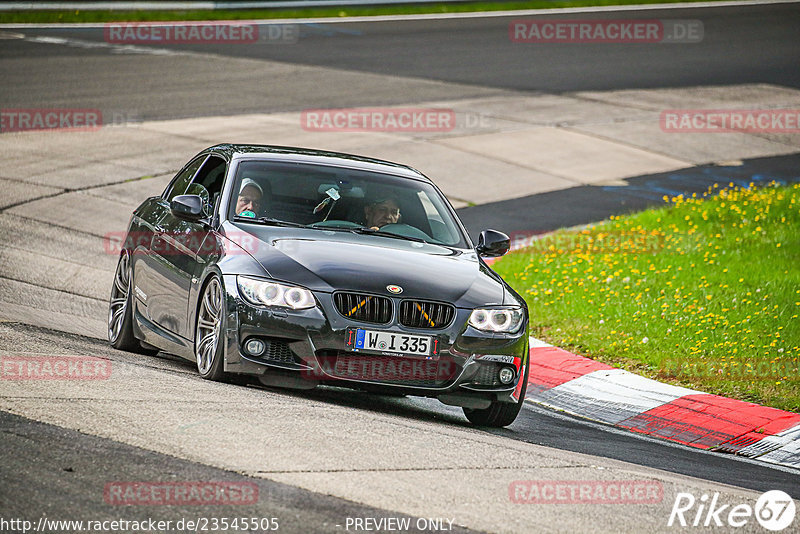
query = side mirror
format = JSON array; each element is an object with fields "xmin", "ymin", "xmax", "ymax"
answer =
[
  {"xmin": 476, "ymin": 229, "xmax": 510, "ymax": 257},
  {"xmin": 170, "ymin": 194, "xmax": 204, "ymax": 222}
]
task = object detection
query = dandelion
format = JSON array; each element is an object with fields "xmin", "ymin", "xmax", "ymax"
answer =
[{"xmin": 494, "ymin": 182, "xmax": 797, "ymax": 410}]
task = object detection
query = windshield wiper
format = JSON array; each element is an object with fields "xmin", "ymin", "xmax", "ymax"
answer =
[
  {"xmin": 348, "ymin": 227, "xmax": 428, "ymax": 244},
  {"xmin": 233, "ymin": 216, "xmax": 306, "ymax": 228}
]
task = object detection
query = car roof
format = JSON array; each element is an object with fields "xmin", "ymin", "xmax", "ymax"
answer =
[{"xmin": 206, "ymin": 144, "xmax": 430, "ymax": 182}]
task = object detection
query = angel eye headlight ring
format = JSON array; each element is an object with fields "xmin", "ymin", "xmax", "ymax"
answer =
[
  {"xmin": 237, "ymin": 276, "xmax": 315, "ymax": 310},
  {"xmin": 469, "ymin": 307, "xmax": 523, "ymax": 333}
]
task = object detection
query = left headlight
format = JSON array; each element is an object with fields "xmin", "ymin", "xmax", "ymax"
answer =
[
  {"xmin": 469, "ymin": 307, "xmax": 524, "ymax": 333},
  {"xmin": 237, "ymin": 276, "xmax": 316, "ymax": 310}
]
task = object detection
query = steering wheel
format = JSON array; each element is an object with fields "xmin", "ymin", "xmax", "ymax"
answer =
[
  {"xmin": 378, "ymin": 223, "xmax": 432, "ymax": 241},
  {"xmin": 309, "ymin": 220, "xmax": 363, "ymax": 229}
]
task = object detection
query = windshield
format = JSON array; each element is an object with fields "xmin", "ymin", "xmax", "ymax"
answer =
[{"xmin": 228, "ymin": 159, "xmax": 469, "ymax": 248}]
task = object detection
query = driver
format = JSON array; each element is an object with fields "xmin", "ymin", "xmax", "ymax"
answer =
[
  {"xmin": 236, "ymin": 178, "xmax": 265, "ymax": 217},
  {"xmin": 364, "ymin": 195, "xmax": 400, "ymax": 230}
]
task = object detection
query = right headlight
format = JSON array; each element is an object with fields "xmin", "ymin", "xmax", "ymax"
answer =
[{"xmin": 468, "ymin": 307, "xmax": 524, "ymax": 333}]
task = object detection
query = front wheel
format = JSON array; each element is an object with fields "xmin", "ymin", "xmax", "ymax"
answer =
[
  {"xmin": 463, "ymin": 365, "xmax": 528, "ymax": 428},
  {"xmin": 195, "ymin": 276, "xmax": 226, "ymax": 381}
]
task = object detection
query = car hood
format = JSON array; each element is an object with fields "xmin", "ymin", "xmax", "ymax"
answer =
[{"xmin": 225, "ymin": 224, "xmax": 508, "ymax": 308}]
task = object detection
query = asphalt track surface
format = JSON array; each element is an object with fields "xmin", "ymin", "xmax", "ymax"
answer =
[
  {"xmin": 458, "ymin": 152, "xmax": 800, "ymax": 236},
  {"xmin": 1, "ymin": 3, "xmax": 798, "ymax": 119},
  {"xmin": 2, "ymin": 3, "xmax": 800, "ymax": 532},
  {"xmin": 2, "ymin": 408, "xmax": 474, "ymax": 534},
  {"xmin": 3, "ymin": 322, "xmax": 799, "ymax": 527}
]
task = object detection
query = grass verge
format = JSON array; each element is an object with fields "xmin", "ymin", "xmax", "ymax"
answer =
[
  {"xmin": 1, "ymin": 0, "xmax": 725, "ymax": 23},
  {"xmin": 493, "ymin": 182, "xmax": 800, "ymax": 412}
]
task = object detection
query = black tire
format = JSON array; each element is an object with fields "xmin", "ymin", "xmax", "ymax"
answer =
[
  {"xmin": 463, "ymin": 359, "xmax": 529, "ymax": 428},
  {"xmin": 195, "ymin": 275, "xmax": 226, "ymax": 381},
  {"xmin": 108, "ymin": 251, "xmax": 151, "ymax": 353}
]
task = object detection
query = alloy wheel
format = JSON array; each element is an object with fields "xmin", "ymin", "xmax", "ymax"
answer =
[
  {"xmin": 196, "ymin": 277, "xmax": 223, "ymax": 375},
  {"xmin": 108, "ymin": 252, "xmax": 130, "ymax": 343}
]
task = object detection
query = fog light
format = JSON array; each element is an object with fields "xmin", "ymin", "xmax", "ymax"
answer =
[
  {"xmin": 498, "ymin": 366, "xmax": 515, "ymax": 384},
  {"xmin": 245, "ymin": 338, "xmax": 265, "ymax": 356}
]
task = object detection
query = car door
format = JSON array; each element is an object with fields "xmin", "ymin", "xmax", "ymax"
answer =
[
  {"xmin": 147, "ymin": 155, "xmax": 228, "ymax": 339},
  {"xmin": 135, "ymin": 154, "xmax": 208, "ymax": 336}
]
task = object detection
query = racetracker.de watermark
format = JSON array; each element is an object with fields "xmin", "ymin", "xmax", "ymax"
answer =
[
  {"xmin": 1, "ymin": 109, "xmax": 101, "ymax": 133},
  {"xmin": 302, "ymin": 355, "xmax": 459, "ymax": 383},
  {"xmin": 0, "ymin": 356, "xmax": 111, "ymax": 380},
  {"xmin": 509, "ymin": 480, "xmax": 663, "ymax": 504},
  {"xmin": 104, "ymin": 231, "xmax": 262, "ymax": 256},
  {"xmin": 660, "ymin": 359, "xmax": 798, "ymax": 382},
  {"xmin": 104, "ymin": 22, "xmax": 298, "ymax": 44},
  {"xmin": 301, "ymin": 108, "xmax": 456, "ymax": 132},
  {"xmin": 509, "ymin": 19, "xmax": 703, "ymax": 43},
  {"xmin": 104, "ymin": 481, "xmax": 259, "ymax": 506},
  {"xmin": 507, "ymin": 230, "xmax": 666, "ymax": 255},
  {"xmin": 661, "ymin": 109, "xmax": 800, "ymax": 133},
  {"xmin": 1, "ymin": 109, "xmax": 141, "ymax": 133}
]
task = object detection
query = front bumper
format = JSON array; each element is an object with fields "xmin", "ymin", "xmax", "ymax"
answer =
[{"xmin": 220, "ymin": 275, "xmax": 529, "ymax": 403}]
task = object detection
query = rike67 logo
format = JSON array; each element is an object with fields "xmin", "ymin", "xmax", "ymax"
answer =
[{"xmin": 668, "ymin": 490, "xmax": 796, "ymax": 531}]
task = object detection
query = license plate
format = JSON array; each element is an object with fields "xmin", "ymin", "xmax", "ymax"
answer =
[{"xmin": 352, "ymin": 329, "xmax": 433, "ymax": 357}]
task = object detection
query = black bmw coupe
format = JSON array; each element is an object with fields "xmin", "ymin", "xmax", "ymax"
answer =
[{"xmin": 108, "ymin": 144, "xmax": 529, "ymax": 427}]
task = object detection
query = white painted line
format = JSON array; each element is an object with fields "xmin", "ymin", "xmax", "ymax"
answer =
[
  {"xmin": 525, "ymin": 346, "xmax": 800, "ymax": 470},
  {"xmin": 1, "ymin": 0, "xmax": 798, "ymax": 28},
  {"xmin": 523, "ymin": 334, "xmax": 800, "ymax": 469},
  {"xmin": 556, "ymin": 368, "xmax": 700, "ymax": 407},
  {"xmin": 757, "ymin": 433, "xmax": 800, "ymax": 468},
  {"xmin": 534, "ymin": 368, "xmax": 699, "ymax": 424},
  {"xmin": 523, "ymin": 398, "xmax": 800, "ymax": 475},
  {"xmin": 24, "ymin": 34, "xmax": 182, "ymax": 55},
  {"xmin": 738, "ymin": 422, "xmax": 800, "ymax": 458},
  {"xmin": 528, "ymin": 337, "xmax": 552, "ymax": 349}
]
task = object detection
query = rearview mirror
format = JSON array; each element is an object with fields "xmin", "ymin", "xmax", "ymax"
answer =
[
  {"xmin": 170, "ymin": 194, "xmax": 204, "ymax": 221},
  {"xmin": 476, "ymin": 229, "xmax": 510, "ymax": 257}
]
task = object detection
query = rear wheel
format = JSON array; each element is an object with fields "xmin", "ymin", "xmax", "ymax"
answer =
[
  {"xmin": 463, "ymin": 362, "xmax": 528, "ymax": 428},
  {"xmin": 108, "ymin": 251, "xmax": 151, "ymax": 353},
  {"xmin": 195, "ymin": 276, "xmax": 226, "ymax": 381}
]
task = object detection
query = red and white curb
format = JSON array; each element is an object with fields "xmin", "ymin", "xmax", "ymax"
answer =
[{"xmin": 525, "ymin": 337, "xmax": 800, "ymax": 469}]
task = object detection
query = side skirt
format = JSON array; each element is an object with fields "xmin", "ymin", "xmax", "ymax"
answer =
[{"xmin": 133, "ymin": 308, "xmax": 194, "ymax": 361}]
